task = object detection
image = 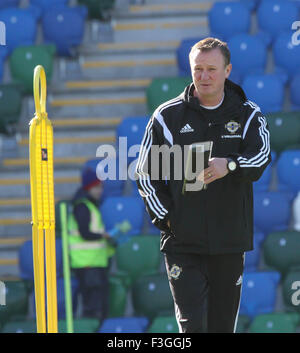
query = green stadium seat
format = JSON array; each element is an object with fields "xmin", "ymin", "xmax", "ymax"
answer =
[
  {"xmin": 9, "ymin": 44, "xmax": 56, "ymax": 94},
  {"xmin": 132, "ymin": 273, "xmax": 174, "ymax": 320},
  {"xmin": 265, "ymin": 112, "xmax": 300, "ymax": 154},
  {"xmin": 263, "ymin": 231, "xmax": 300, "ymax": 274},
  {"xmin": 235, "ymin": 315, "xmax": 251, "ymax": 333},
  {"xmin": 115, "ymin": 235, "xmax": 162, "ymax": 285},
  {"xmin": 77, "ymin": 0, "xmax": 116, "ymax": 20},
  {"xmin": 249, "ymin": 312, "xmax": 299, "ymax": 333},
  {"xmin": 146, "ymin": 77, "xmax": 192, "ymax": 114},
  {"xmin": 282, "ymin": 270, "xmax": 300, "ymax": 312},
  {"xmin": 108, "ymin": 275, "xmax": 128, "ymax": 318},
  {"xmin": 58, "ymin": 318, "xmax": 100, "ymax": 333},
  {"xmin": 0, "ymin": 281, "xmax": 29, "ymax": 328},
  {"xmin": 0, "ymin": 83, "xmax": 23, "ymax": 135},
  {"xmin": 1, "ymin": 320, "xmax": 36, "ymax": 333},
  {"xmin": 147, "ymin": 315, "xmax": 178, "ymax": 333}
]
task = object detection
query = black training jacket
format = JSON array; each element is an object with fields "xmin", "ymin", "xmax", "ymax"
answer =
[{"xmin": 135, "ymin": 79, "xmax": 271, "ymax": 255}]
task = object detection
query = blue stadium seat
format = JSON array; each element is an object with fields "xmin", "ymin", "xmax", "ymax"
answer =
[
  {"xmin": 100, "ymin": 196, "xmax": 145, "ymax": 243},
  {"xmin": 208, "ymin": 1, "xmax": 251, "ymax": 41},
  {"xmin": 253, "ymin": 190, "xmax": 294, "ymax": 234},
  {"xmin": 228, "ymin": 34, "xmax": 267, "ymax": 83},
  {"xmin": 239, "ymin": 271, "xmax": 280, "ymax": 318},
  {"xmin": 0, "ymin": 0, "xmax": 20, "ymax": 10},
  {"xmin": 99, "ymin": 317, "xmax": 149, "ymax": 333},
  {"xmin": 30, "ymin": 0, "xmax": 68, "ymax": 11},
  {"xmin": 257, "ymin": 0, "xmax": 299, "ymax": 42},
  {"xmin": 83, "ymin": 158, "xmax": 126, "ymax": 200},
  {"xmin": 0, "ymin": 46, "xmax": 8, "ymax": 81},
  {"xmin": 32, "ymin": 277, "xmax": 79, "ymax": 319},
  {"xmin": 18, "ymin": 239, "xmax": 63, "ymax": 280},
  {"xmin": 242, "ymin": 74, "xmax": 285, "ymax": 113},
  {"xmin": 176, "ymin": 37, "xmax": 203, "ymax": 76},
  {"xmin": 240, "ymin": 0, "xmax": 260, "ymax": 11},
  {"xmin": 273, "ymin": 31, "xmax": 300, "ymax": 80},
  {"xmin": 290, "ymin": 73, "xmax": 300, "ymax": 110},
  {"xmin": 116, "ymin": 116, "xmax": 149, "ymax": 165},
  {"xmin": 0, "ymin": 7, "xmax": 40, "ymax": 54},
  {"xmin": 41, "ymin": 5, "xmax": 88, "ymax": 56},
  {"xmin": 276, "ymin": 149, "xmax": 300, "ymax": 194},
  {"xmin": 244, "ymin": 231, "xmax": 265, "ymax": 272},
  {"xmin": 253, "ymin": 151, "xmax": 276, "ymax": 191}
]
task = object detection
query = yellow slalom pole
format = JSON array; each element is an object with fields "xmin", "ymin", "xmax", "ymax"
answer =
[{"xmin": 29, "ymin": 65, "xmax": 58, "ymax": 333}]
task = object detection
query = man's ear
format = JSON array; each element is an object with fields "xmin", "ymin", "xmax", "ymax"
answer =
[{"xmin": 225, "ymin": 63, "xmax": 232, "ymax": 78}]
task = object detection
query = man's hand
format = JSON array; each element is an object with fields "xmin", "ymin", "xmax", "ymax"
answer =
[
  {"xmin": 197, "ymin": 158, "xmax": 229, "ymax": 185},
  {"xmin": 102, "ymin": 232, "xmax": 111, "ymax": 239}
]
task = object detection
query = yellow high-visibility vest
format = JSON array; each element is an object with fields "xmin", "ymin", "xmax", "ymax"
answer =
[{"xmin": 68, "ymin": 198, "xmax": 115, "ymax": 268}]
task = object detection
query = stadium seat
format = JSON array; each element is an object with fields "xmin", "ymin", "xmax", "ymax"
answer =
[
  {"xmin": 116, "ymin": 116, "xmax": 149, "ymax": 165},
  {"xmin": 77, "ymin": 0, "xmax": 116, "ymax": 20},
  {"xmin": 30, "ymin": 0, "xmax": 68, "ymax": 11},
  {"xmin": 0, "ymin": 47, "xmax": 8, "ymax": 82},
  {"xmin": 263, "ymin": 231, "xmax": 300, "ymax": 274},
  {"xmin": 58, "ymin": 318, "xmax": 100, "ymax": 333},
  {"xmin": 99, "ymin": 317, "xmax": 149, "ymax": 333},
  {"xmin": 0, "ymin": 7, "xmax": 40, "ymax": 54},
  {"xmin": 1, "ymin": 320, "xmax": 36, "ymax": 333},
  {"xmin": 273, "ymin": 31, "xmax": 300, "ymax": 80},
  {"xmin": 276, "ymin": 149, "xmax": 300, "ymax": 194},
  {"xmin": 266, "ymin": 112, "xmax": 300, "ymax": 153},
  {"xmin": 228, "ymin": 34, "xmax": 267, "ymax": 82},
  {"xmin": 115, "ymin": 235, "xmax": 162, "ymax": 284},
  {"xmin": 290, "ymin": 73, "xmax": 300, "ymax": 110},
  {"xmin": 0, "ymin": 0, "xmax": 20, "ymax": 10},
  {"xmin": 176, "ymin": 37, "xmax": 203, "ymax": 76},
  {"xmin": 146, "ymin": 77, "xmax": 191, "ymax": 114},
  {"xmin": 253, "ymin": 150, "xmax": 276, "ymax": 191},
  {"xmin": 244, "ymin": 231, "xmax": 265, "ymax": 272},
  {"xmin": 242, "ymin": 74, "xmax": 285, "ymax": 114},
  {"xmin": 239, "ymin": 271, "xmax": 280, "ymax": 318},
  {"xmin": 9, "ymin": 44, "xmax": 56, "ymax": 94},
  {"xmin": 83, "ymin": 158, "xmax": 126, "ymax": 200},
  {"xmin": 257, "ymin": 0, "xmax": 299, "ymax": 42},
  {"xmin": 240, "ymin": 0, "xmax": 260, "ymax": 11},
  {"xmin": 41, "ymin": 5, "xmax": 88, "ymax": 56},
  {"xmin": 253, "ymin": 190, "xmax": 293, "ymax": 235},
  {"xmin": 132, "ymin": 273, "xmax": 174, "ymax": 319},
  {"xmin": 0, "ymin": 83, "xmax": 23, "ymax": 135},
  {"xmin": 100, "ymin": 196, "xmax": 145, "ymax": 244},
  {"xmin": 31, "ymin": 277, "xmax": 79, "ymax": 320},
  {"xmin": 108, "ymin": 275, "xmax": 128, "ymax": 318},
  {"xmin": 208, "ymin": 1, "xmax": 251, "ymax": 41},
  {"xmin": 147, "ymin": 316, "xmax": 179, "ymax": 333},
  {"xmin": 0, "ymin": 281, "xmax": 29, "ymax": 327},
  {"xmin": 19, "ymin": 239, "xmax": 63, "ymax": 280},
  {"xmin": 282, "ymin": 270, "xmax": 300, "ymax": 312},
  {"xmin": 235, "ymin": 315, "xmax": 251, "ymax": 333},
  {"xmin": 249, "ymin": 312, "xmax": 299, "ymax": 333}
]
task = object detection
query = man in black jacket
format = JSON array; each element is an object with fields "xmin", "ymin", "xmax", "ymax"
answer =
[{"xmin": 135, "ymin": 38, "xmax": 271, "ymax": 333}]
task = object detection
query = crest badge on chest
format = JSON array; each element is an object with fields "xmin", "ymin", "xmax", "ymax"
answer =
[{"xmin": 225, "ymin": 120, "xmax": 241, "ymax": 134}]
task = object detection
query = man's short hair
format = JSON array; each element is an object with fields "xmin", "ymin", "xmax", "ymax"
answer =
[{"xmin": 189, "ymin": 37, "xmax": 231, "ymax": 67}]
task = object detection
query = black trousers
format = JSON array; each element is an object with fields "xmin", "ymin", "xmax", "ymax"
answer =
[
  {"xmin": 73, "ymin": 267, "xmax": 109, "ymax": 323},
  {"xmin": 164, "ymin": 252, "xmax": 245, "ymax": 333}
]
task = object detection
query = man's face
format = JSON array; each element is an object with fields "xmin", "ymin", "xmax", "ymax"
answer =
[
  {"xmin": 190, "ymin": 48, "xmax": 232, "ymax": 102},
  {"xmin": 88, "ymin": 183, "xmax": 103, "ymax": 201}
]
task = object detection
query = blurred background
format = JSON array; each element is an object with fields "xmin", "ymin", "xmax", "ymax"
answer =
[{"xmin": 0, "ymin": 0, "xmax": 300, "ymax": 333}]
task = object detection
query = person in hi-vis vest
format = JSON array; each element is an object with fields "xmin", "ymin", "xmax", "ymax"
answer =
[{"xmin": 68, "ymin": 167, "xmax": 115, "ymax": 323}]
